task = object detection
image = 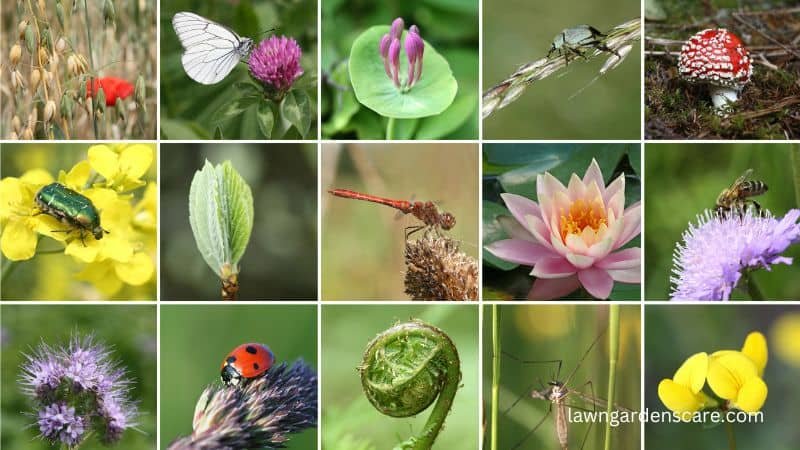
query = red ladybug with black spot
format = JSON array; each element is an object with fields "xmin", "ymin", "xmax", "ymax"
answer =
[{"xmin": 220, "ymin": 343, "xmax": 275, "ymax": 387}]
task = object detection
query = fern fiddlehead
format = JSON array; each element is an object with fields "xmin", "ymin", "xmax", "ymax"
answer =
[{"xmin": 359, "ymin": 319, "xmax": 461, "ymax": 450}]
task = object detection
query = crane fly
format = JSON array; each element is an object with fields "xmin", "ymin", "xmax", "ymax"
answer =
[
  {"xmin": 502, "ymin": 330, "xmax": 633, "ymax": 450},
  {"xmin": 327, "ymin": 188, "xmax": 456, "ymax": 237}
]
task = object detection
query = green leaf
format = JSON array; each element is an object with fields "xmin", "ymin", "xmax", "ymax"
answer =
[
  {"xmin": 212, "ymin": 96, "xmax": 259, "ymax": 125},
  {"xmin": 322, "ymin": 62, "xmax": 360, "ymax": 136},
  {"xmin": 257, "ymin": 99, "xmax": 275, "ymax": 138},
  {"xmin": 188, "ymin": 160, "xmax": 254, "ymax": 278},
  {"xmin": 391, "ymin": 118, "xmax": 419, "ymax": 140},
  {"xmin": 628, "ymin": 146, "xmax": 641, "ymax": 177},
  {"xmin": 482, "ymin": 200, "xmax": 518, "ymax": 271},
  {"xmin": 415, "ymin": 92, "xmax": 476, "ymax": 139},
  {"xmin": 214, "ymin": 126, "xmax": 223, "ymax": 139},
  {"xmin": 349, "ymin": 25, "xmax": 457, "ymax": 119},
  {"xmin": 280, "ymin": 90, "xmax": 312, "ymax": 137}
]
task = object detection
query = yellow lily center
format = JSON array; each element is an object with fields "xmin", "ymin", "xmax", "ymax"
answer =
[{"xmin": 559, "ymin": 198, "xmax": 607, "ymax": 241}]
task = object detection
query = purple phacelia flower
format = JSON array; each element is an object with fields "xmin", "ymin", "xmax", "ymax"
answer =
[
  {"xmin": 19, "ymin": 333, "xmax": 139, "ymax": 448},
  {"xmin": 379, "ymin": 18, "xmax": 426, "ymax": 91},
  {"xmin": 671, "ymin": 209, "xmax": 800, "ymax": 300},
  {"xmin": 38, "ymin": 402, "xmax": 86, "ymax": 446},
  {"xmin": 248, "ymin": 35, "xmax": 304, "ymax": 94}
]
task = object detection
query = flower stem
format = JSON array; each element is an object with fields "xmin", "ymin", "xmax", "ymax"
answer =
[
  {"xmin": 490, "ymin": 305, "xmax": 499, "ymax": 450},
  {"xmin": 725, "ymin": 421, "xmax": 737, "ymax": 450},
  {"xmin": 742, "ymin": 272, "xmax": 764, "ymax": 301},
  {"xmin": 83, "ymin": 0, "xmax": 99, "ymax": 139},
  {"xmin": 604, "ymin": 305, "xmax": 620, "ymax": 450},
  {"xmin": 386, "ymin": 117, "xmax": 396, "ymax": 140},
  {"xmin": 791, "ymin": 145, "xmax": 800, "ymax": 209},
  {"xmin": 1, "ymin": 260, "xmax": 19, "ymax": 284}
]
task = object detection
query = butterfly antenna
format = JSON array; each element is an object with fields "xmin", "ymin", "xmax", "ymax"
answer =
[{"xmin": 259, "ymin": 27, "xmax": 277, "ymax": 37}]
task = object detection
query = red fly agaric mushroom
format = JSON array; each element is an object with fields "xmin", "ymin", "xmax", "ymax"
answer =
[{"xmin": 678, "ymin": 28, "xmax": 752, "ymax": 113}]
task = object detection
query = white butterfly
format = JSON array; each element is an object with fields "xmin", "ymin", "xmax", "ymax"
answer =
[{"xmin": 172, "ymin": 12, "xmax": 254, "ymax": 85}]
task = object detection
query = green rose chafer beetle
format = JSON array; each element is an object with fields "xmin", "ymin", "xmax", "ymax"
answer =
[{"xmin": 35, "ymin": 182, "xmax": 108, "ymax": 245}]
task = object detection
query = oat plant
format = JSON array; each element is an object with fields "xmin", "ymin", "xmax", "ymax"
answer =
[{"xmin": 483, "ymin": 18, "xmax": 641, "ymax": 119}]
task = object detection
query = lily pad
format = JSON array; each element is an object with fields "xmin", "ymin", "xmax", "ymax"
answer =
[{"xmin": 349, "ymin": 25, "xmax": 457, "ymax": 119}]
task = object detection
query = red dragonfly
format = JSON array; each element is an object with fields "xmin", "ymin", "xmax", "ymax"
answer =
[{"xmin": 328, "ymin": 188, "xmax": 456, "ymax": 236}]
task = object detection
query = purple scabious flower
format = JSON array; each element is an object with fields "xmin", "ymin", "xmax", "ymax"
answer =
[
  {"xmin": 248, "ymin": 36, "xmax": 304, "ymax": 93},
  {"xmin": 19, "ymin": 334, "xmax": 139, "ymax": 447},
  {"xmin": 671, "ymin": 209, "xmax": 800, "ymax": 300}
]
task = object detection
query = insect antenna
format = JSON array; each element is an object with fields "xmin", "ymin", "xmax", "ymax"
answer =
[{"xmin": 258, "ymin": 27, "xmax": 277, "ymax": 37}]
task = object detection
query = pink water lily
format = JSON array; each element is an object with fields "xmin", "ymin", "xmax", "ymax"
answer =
[{"xmin": 486, "ymin": 159, "xmax": 641, "ymax": 299}]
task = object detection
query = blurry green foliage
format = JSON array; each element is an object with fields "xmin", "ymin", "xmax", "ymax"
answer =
[
  {"xmin": 322, "ymin": 304, "xmax": 478, "ymax": 449},
  {"xmin": 321, "ymin": 0, "xmax": 478, "ymax": 139},
  {"xmin": 160, "ymin": 0, "xmax": 317, "ymax": 139},
  {"xmin": 483, "ymin": 0, "xmax": 640, "ymax": 139},
  {"xmin": 482, "ymin": 144, "xmax": 641, "ymax": 300},
  {"xmin": 644, "ymin": 143, "xmax": 800, "ymax": 300},
  {"xmin": 482, "ymin": 305, "xmax": 641, "ymax": 450},
  {"xmin": 160, "ymin": 143, "xmax": 317, "ymax": 300},
  {"xmin": 645, "ymin": 305, "xmax": 800, "ymax": 449},
  {"xmin": 0, "ymin": 305, "xmax": 157, "ymax": 449},
  {"xmin": 160, "ymin": 305, "xmax": 317, "ymax": 449}
]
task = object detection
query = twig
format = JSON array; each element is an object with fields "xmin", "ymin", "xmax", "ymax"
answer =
[
  {"xmin": 482, "ymin": 18, "xmax": 641, "ymax": 119},
  {"xmin": 732, "ymin": 13, "xmax": 800, "ymax": 59}
]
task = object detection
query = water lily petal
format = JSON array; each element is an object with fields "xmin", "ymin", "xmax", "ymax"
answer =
[
  {"xmin": 615, "ymin": 202, "xmax": 642, "ymax": 248},
  {"xmin": 607, "ymin": 189, "xmax": 625, "ymax": 221},
  {"xmin": 531, "ymin": 257, "xmax": 577, "ymax": 278},
  {"xmin": 565, "ymin": 252, "xmax": 595, "ymax": 269},
  {"xmin": 527, "ymin": 274, "xmax": 581, "ymax": 300},
  {"xmin": 565, "ymin": 233, "xmax": 589, "ymax": 254},
  {"xmin": 586, "ymin": 235, "xmax": 615, "ymax": 259},
  {"xmin": 567, "ymin": 173, "xmax": 587, "ymax": 201},
  {"xmin": 603, "ymin": 174, "xmax": 625, "ymax": 207},
  {"xmin": 607, "ymin": 268, "xmax": 640, "ymax": 283},
  {"xmin": 501, "ymin": 193, "xmax": 541, "ymax": 231},
  {"xmin": 578, "ymin": 267, "xmax": 613, "ymax": 299},
  {"xmin": 582, "ymin": 159, "xmax": 605, "ymax": 195},
  {"xmin": 498, "ymin": 215, "xmax": 536, "ymax": 242},
  {"xmin": 525, "ymin": 215, "xmax": 555, "ymax": 250},
  {"xmin": 486, "ymin": 239, "xmax": 554, "ymax": 266},
  {"xmin": 596, "ymin": 248, "xmax": 641, "ymax": 269}
]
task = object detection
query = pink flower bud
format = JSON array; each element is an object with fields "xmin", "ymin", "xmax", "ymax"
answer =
[
  {"xmin": 390, "ymin": 17, "xmax": 404, "ymax": 40},
  {"xmin": 379, "ymin": 33, "xmax": 392, "ymax": 77},
  {"xmin": 389, "ymin": 37, "xmax": 401, "ymax": 88}
]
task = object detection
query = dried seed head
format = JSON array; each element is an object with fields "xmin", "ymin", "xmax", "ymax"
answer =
[
  {"xmin": 9, "ymin": 131, "xmax": 19, "ymax": 140},
  {"xmin": 22, "ymin": 126, "xmax": 33, "ymax": 140},
  {"xmin": 56, "ymin": 1, "xmax": 65, "ymax": 29},
  {"xmin": 56, "ymin": 37, "xmax": 66, "ymax": 54},
  {"xmin": 404, "ymin": 231, "xmax": 478, "ymax": 301},
  {"xmin": 18, "ymin": 20, "xmax": 28, "ymax": 39},
  {"xmin": 12, "ymin": 115, "xmax": 22, "ymax": 133},
  {"xmin": 24, "ymin": 24, "xmax": 35, "ymax": 54},
  {"xmin": 77, "ymin": 53, "xmax": 89, "ymax": 71},
  {"xmin": 38, "ymin": 47, "xmax": 50, "ymax": 66},
  {"xmin": 12, "ymin": 69, "xmax": 25, "ymax": 91},
  {"xmin": 103, "ymin": 0, "xmax": 116, "ymax": 26},
  {"xmin": 37, "ymin": 0, "xmax": 46, "ymax": 15},
  {"xmin": 30, "ymin": 68, "xmax": 42, "ymax": 92},
  {"xmin": 60, "ymin": 92, "xmax": 74, "ymax": 119},
  {"xmin": 115, "ymin": 97, "xmax": 126, "ymax": 122},
  {"xmin": 67, "ymin": 54, "xmax": 77, "ymax": 75},
  {"xmin": 28, "ymin": 108, "xmax": 37, "ymax": 128},
  {"xmin": 134, "ymin": 75, "xmax": 145, "ymax": 106},
  {"xmin": 44, "ymin": 100, "xmax": 57, "ymax": 123},
  {"xmin": 10, "ymin": 43, "xmax": 22, "ymax": 67}
]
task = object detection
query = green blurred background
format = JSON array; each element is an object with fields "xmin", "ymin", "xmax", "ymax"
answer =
[
  {"xmin": 160, "ymin": 0, "xmax": 317, "ymax": 139},
  {"xmin": 483, "ymin": 0, "xmax": 640, "ymax": 139},
  {"xmin": 160, "ymin": 143, "xmax": 317, "ymax": 300},
  {"xmin": 483, "ymin": 305, "xmax": 641, "ymax": 450},
  {"xmin": 0, "ymin": 305, "xmax": 157, "ymax": 449},
  {"xmin": 644, "ymin": 143, "xmax": 800, "ymax": 299},
  {"xmin": 321, "ymin": 0, "xmax": 479, "ymax": 139},
  {"xmin": 321, "ymin": 143, "xmax": 479, "ymax": 300},
  {"xmin": 1, "ymin": 144, "xmax": 157, "ymax": 300},
  {"xmin": 160, "ymin": 304, "xmax": 317, "ymax": 449},
  {"xmin": 645, "ymin": 305, "xmax": 800, "ymax": 449},
  {"xmin": 321, "ymin": 304, "xmax": 478, "ymax": 449},
  {"xmin": 482, "ymin": 143, "xmax": 641, "ymax": 300}
]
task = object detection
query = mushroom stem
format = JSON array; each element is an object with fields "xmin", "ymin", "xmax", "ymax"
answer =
[{"xmin": 710, "ymin": 86, "xmax": 740, "ymax": 113}]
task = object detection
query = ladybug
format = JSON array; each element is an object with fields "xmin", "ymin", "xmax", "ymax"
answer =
[{"xmin": 220, "ymin": 343, "xmax": 275, "ymax": 387}]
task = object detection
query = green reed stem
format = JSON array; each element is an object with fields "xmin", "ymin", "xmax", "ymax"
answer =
[
  {"xmin": 491, "ymin": 305, "xmax": 499, "ymax": 450},
  {"xmin": 603, "ymin": 305, "xmax": 620, "ymax": 450},
  {"xmin": 791, "ymin": 145, "xmax": 800, "ymax": 209},
  {"xmin": 725, "ymin": 421, "xmax": 737, "ymax": 450},
  {"xmin": 83, "ymin": 0, "xmax": 98, "ymax": 138}
]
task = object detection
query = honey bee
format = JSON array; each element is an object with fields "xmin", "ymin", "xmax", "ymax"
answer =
[{"xmin": 715, "ymin": 169, "xmax": 768, "ymax": 216}]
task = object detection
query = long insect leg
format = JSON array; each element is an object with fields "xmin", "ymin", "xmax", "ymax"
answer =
[
  {"xmin": 511, "ymin": 402, "xmax": 552, "ymax": 450},
  {"xmin": 503, "ymin": 383, "xmax": 537, "ymax": 415},
  {"xmin": 501, "ymin": 350, "xmax": 563, "ymax": 381},
  {"xmin": 578, "ymin": 380, "xmax": 596, "ymax": 450}
]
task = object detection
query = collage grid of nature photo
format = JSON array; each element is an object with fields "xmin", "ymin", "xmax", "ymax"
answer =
[{"xmin": 0, "ymin": 0, "xmax": 799, "ymax": 449}]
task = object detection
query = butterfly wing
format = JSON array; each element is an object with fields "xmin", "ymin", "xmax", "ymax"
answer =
[{"xmin": 172, "ymin": 12, "xmax": 249, "ymax": 85}]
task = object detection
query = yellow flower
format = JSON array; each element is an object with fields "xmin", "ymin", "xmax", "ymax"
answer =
[
  {"xmin": 658, "ymin": 352, "xmax": 715, "ymax": 421},
  {"xmin": 707, "ymin": 351, "xmax": 767, "ymax": 413},
  {"xmin": 0, "ymin": 169, "xmax": 55, "ymax": 260},
  {"xmin": 88, "ymin": 144, "xmax": 153, "ymax": 192},
  {"xmin": 771, "ymin": 313, "xmax": 800, "ymax": 368}
]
